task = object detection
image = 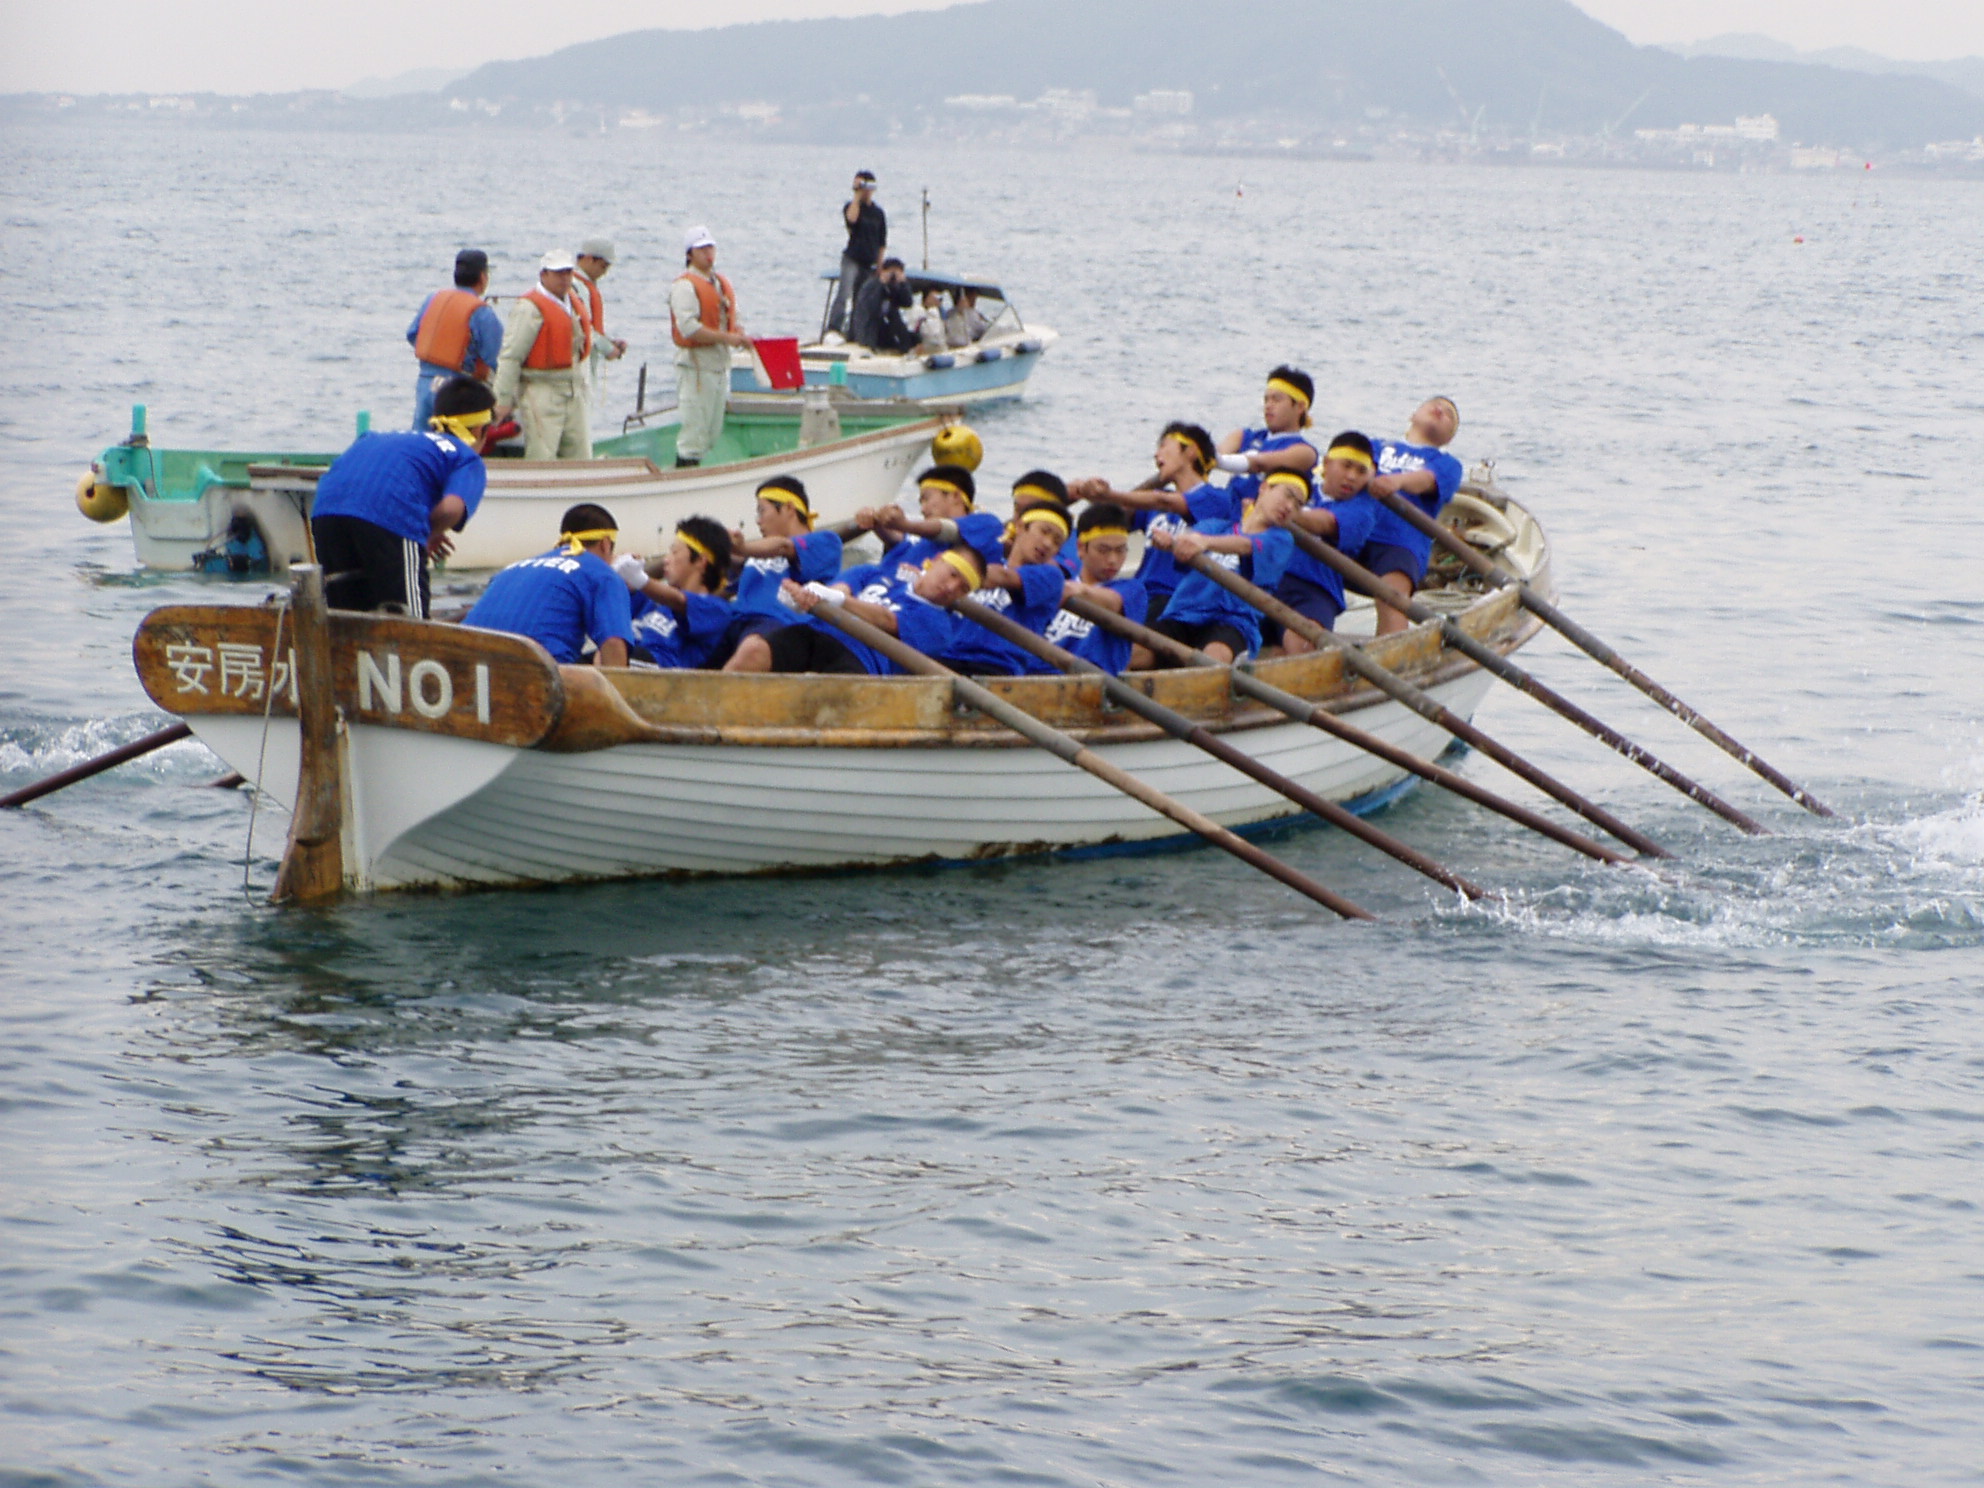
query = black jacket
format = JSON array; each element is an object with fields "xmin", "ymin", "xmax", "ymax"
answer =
[{"xmin": 849, "ymin": 275, "xmax": 917, "ymax": 353}]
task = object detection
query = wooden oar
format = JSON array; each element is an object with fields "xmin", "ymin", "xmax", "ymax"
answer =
[
  {"xmin": 0, "ymin": 721, "xmax": 192, "ymax": 809},
  {"xmin": 1059, "ymin": 595, "xmax": 1630, "ymax": 866},
  {"xmin": 1374, "ymin": 490, "xmax": 1836, "ymax": 818},
  {"xmin": 952, "ymin": 597, "xmax": 1490, "ymax": 900},
  {"xmin": 805, "ymin": 602, "xmax": 1376, "ymax": 920},
  {"xmin": 1283, "ymin": 527, "xmax": 1769, "ymax": 836},
  {"xmin": 1175, "ymin": 552, "xmax": 1672, "ymax": 858}
]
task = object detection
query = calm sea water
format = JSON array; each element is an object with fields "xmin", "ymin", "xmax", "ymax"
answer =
[{"xmin": 3, "ymin": 123, "xmax": 1982, "ymax": 1486}]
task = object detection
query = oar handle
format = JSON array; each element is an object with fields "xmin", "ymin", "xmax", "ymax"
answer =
[
  {"xmin": 806, "ymin": 602, "xmax": 1376, "ymax": 920},
  {"xmin": 0, "ymin": 721, "xmax": 193, "ymax": 809},
  {"xmin": 1372, "ymin": 490, "xmax": 1836, "ymax": 818}
]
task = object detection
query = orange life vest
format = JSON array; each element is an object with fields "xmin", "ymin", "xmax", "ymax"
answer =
[
  {"xmin": 577, "ymin": 271, "xmax": 605, "ymax": 342},
  {"xmin": 522, "ymin": 286, "xmax": 591, "ymax": 371},
  {"xmin": 413, "ymin": 288, "xmax": 491, "ymax": 379},
  {"xmin": 671, "ymin": 270, "xmax": 736, "ymax": 348}
]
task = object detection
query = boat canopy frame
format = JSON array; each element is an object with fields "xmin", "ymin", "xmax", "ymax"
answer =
[{"xmin": 813, "ymin": 267, "xmax": 1023, "ymax": 346}]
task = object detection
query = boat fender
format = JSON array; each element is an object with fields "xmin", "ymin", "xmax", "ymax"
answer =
[
  {"xmin": 930, "ymin": 423, "xmax": 984, "ymax": 472},
  {"xmin": 76, "ymin": 467, "xmax": 129, "ymax": 523},
  {"xmin": 1013, "ymin": 338, "xmax": 1042, "ymax": 355},
  {"xmin": 975, "ymin": 346, "xmax": 1004, "ymax": 363},
  {"xmin": 924, "ymin": 353, "xmax": 956, "ymax": 370}
]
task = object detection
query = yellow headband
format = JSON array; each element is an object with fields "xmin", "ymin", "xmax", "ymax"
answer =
[
  {"xmin": 1263, "ymin": 470, "xmax": 1311, "ymax": 493},
  {"xmin": 1266, "ymin": 377, "xmax": 1311, "ymax": 408},
  {"xmin": 561, "ymin": 527, "xmax": 617, "ymax": 553},
  {"xmin": 1325, "ymin": 445, "xmax": 1375, "ymax": 472},
  {"xmin": 1017, "ymin": 507, "xmax": 1070, "ymax": 539},
  {"xmin": 1165, "ymin": 431, "xmax": 1208, "ymax": 471},
  {"xmin": 757, "ymin": 485, "xmax": 815, "ymax": 528},
  {"xmin": 920, "ymin": 477, "xmax": 973, "ymax": 510},
  {"xmin": 429, "ymin": 408, "xmax": 492, "ymax": 442},
  {"xmin": 1081, "ymin": 526, "xmax": 1130, "ymax": 540},
  {"xmin": 936, "ymin": 550, "xmax": 984, "ymax": 587},
  {"xmin": 675, "ymin": 528, "xmax": 716, "ymax": 567},
  {"xmin": 1012, "ymin": 483, "xmax": 1061, "ymax": 507}
]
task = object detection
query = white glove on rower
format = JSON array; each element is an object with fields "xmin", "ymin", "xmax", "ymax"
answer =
[
  {"xmin": 613, "ymin": 553, "xmax": 648, "ymax": 591},
  {"xmin": 804, "ymin": 581, "xmax": 846, "ymax": 606},
  {"xmin": 1215, "ymin": 452, "xmax": 1251, "ymax": 474}
]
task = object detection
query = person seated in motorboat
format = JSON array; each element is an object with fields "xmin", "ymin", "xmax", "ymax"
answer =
[
  {"xmin": 945, "ymin": 287, "xmax": 990, "ymax": 347},
  {"xmin": 1069, "ymin": 420, "xmax": 1235, "ymax": 626},
  {"xmin": 1272, "ymin": 431, "xmax": 1385, "ymax": 654},
  {"xmin": 930, "ymin": 495, "xmax": 1072, "ymax": 677},
  {"xmin": 1144, "ymin": 472, "xmax": 1304, "ymax": 666},
  {"xmin": 462, "ymin": 502, "xmax": 636, "ymax": 666},
  {"xmin": 911, "ymin": 289, "xmax": 950, "ymax": 352},
  {"xmin": 851, "ymin": 465, "xmax": 1004, "ymax": 586},
  {"xmin": 616, "ymin": 515, "xmax": 735, "ymax": 670},
  {"xmin": 717, "ymin": 476, "xmax": 847, "ymax": 672},
  {"xmin": 309, "ymin": 374, "xmax": 494, "ymax": 619},
  {"xmin": 763, "ymin": 543, "xmax": 989, "ymax": 676},
  {"xmin": 848, "ymin": 257, "xmax": 918, "ymax": 354},
  {"xmin": 1361, "ymin": 396, "xmax": 1465, "ymax": 636},
  {"xmin": 1007, "ymin": 470, "xmax": 1082, "ymax": 576},
  {"xmin": 1215, "ymin": 366, "xmax": 1320, "ymax": 505},
  {"xmin": 1043, "ymin": 502, "xmax": 1149, "ymax": 675}
]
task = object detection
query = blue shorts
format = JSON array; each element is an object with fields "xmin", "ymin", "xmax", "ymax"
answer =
[
  {"xmin": 1272, "ymin": 573, "xmax": 1346, "ymax": 633},
  {"xmin": 1360, "ymin": 540, "xmax": 1427, "ymax": 586}
]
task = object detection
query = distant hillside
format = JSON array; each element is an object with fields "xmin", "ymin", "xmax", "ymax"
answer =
[
  {"xmin": 1667, "ymin": 34, "xmax": 1984, "ymax": 103},
  {"xmin": 447, "ymin": 0, "xmax": 1984, "ymax": 148}
]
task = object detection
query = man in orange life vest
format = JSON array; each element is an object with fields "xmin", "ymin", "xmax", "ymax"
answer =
[
  {"xmin": 574, "ymin": 236, "xmax": 628, "ymax": 399},
  {"xmin": 493, "ymin": 250, "xmax": 593, "ymax": 460},
  {"xmin": 668, "ymin": 225, "xmax": 750, "ymax": 468},
  {"xmin": 407, "ymin": 248, "xmax": 502, "ymax": 431}
]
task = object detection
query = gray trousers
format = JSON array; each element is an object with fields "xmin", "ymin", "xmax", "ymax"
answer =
[{"xmin": 827, "ymin": 252, "xmax": 872, "ymax": 336}]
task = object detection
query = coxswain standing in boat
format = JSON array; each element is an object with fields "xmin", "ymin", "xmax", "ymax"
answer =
[
  {"xmin": 765, "ymin": 544, "xmax": 990, "ymax": 676},
  {"xmin": 670, "ymin": 226, "xmax": 750, "ymax": 469},
  {"xmin": 850, "ymin": 465, "xmax": 1005, "ymax": 586},
  {"xmin": 1272, "ymin": 429, "xmax": 1385, "ymax": 654},
  {"xmin": 932, "ymin": 487, "xmax": 1073, "ymax": 676},
  {"xmin": 1214, "ymin": 366, "xmax": 1320, "ymax": 503},
  {"xmin": 1361, "ymin": 396, "xmax": 1465, "ymax": 636},
  {"xmin": 407, "ymin": 248, "xmax": 502, "ymax": 431},
  {"xmin": 1144, "ymin": 470, "xmax": 1304, "ymax": 665},
  {"xmin": 1043, "ymin": 502, "xmax": 1149, "ymax": 674},
  {"xmin": 617, "ymin": 516, "xmax": 735, "ymax": 670},
  {"xmin": 718, "ymin": 476, "xmax": 845, "ymax": 672},
  {"xmin": 1069, "ymin": 421, "xmax": 1231, "ymax": 627},
  {"xmin": 492, "ymin": 250, "xmax": 593, "ymax": 461},
  {"xmin": 309, "ymin": 375, "xmax": 494, "ymax": 619},
  {"xmin": 573, "ymin": 237, "xmax": 629, "ymax": 402},
  {"xmin": 461, "ymin": 502, "xmax": 637, "ymax": 667}
]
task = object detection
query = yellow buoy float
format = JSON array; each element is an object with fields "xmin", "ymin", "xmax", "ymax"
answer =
[
  {"xmin": 76, "ymin": 468, "xmax": 128, "ymax": 523},
  {"xmin": 931, "ymin": 423, "xmax": 983, "ymax": 472}
]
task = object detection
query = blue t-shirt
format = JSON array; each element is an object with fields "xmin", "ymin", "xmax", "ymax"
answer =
[
  {"xmin": 406, "ymin": 293, "xmax": 504, "ymax": 378},
  {"xmin": 1157, "ymin": 519, "xmax": 1294, "ymax": 657},
  {"xmin": 311, "ymin": 429, "xmax": 486, "ymax": 545},
  {"xmin": 1134, "ymin": 483, "xmax": 1241, "ymax": 598},
  {"xmin": 1043, "ymin": 576, "xmax": 1148, "ymax": 675},
  {"xmin": 733, "ymin": 530, "xmax": 844, "ymax": 620},
  {"xmin": 463, "ymin": 546, "xmax": 637, "ymax": 664},
  {"xmin": 1224, "ymin": 427, "xmax": 1317, "ymax": 507},
  {"xmin": 876, "ymin": 511, "xmax": 1005, "ymax": 585},
  {"xmin": 936, "ymin": 563, "xmax": 1067, "ymax": 676},
  {"xmin": 799, "ymin": 574, "xmax": 970, "ymax": 676},
  {"xmin": 1364, "ymin": 439, "xmax": 1464, "ymax": 565},
  {"xmin": 1280, "ymin": 491, "xmax": 1384, "ymax": 605},
  {"xmin": 629, "ymin": 589, "xmax": 733, "ymax": 669}
]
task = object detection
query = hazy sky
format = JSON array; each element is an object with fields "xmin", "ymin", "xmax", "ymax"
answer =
[{"xmin": 3, "ymin": 0, "xmax": 1981, "ymax": 96}]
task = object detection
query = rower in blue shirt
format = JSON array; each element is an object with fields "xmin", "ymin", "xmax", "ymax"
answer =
[
  {"xmin": 935, "ymin": 495, "xmax": 1072, "ymax": 676},
  {"xmin": 407, "ymin": 249, "xmax": 504, "ymax": 431},
  {"xmin": 1274, "ymin": 430, "xmax": 1385, "ymax": 650},
  {"xmin": 462, "ymin": 502, "xmax": 638, "ymax": 666},
  {"xmin": 849, "ymin": 464, "xmax": 1005, "ymax": 588},
  {"xmin": 618, "ymin": 515, "xmax": 735, "ymax": 669},
  {"xmin": 719, "ymin": 476, "xmax": 845, "ymax": 672},
  {"xmin": 1214, "ymin": 365, "xmax": 1320, "ymax": 505},
  {"xmin": 1008, "ymin": 471, "xmax": 1082, "ymax": 576},
  {"xmin": 765, "ymin": 543, "xmax": 989, "ymax": 675},
  {"xmin": 1043, "ymin": 502, "xmax": 1149, "ymax": 674},
  {"xmin": 310, "ymin": 374, "xmax": 492, "ymax": 619},
  {"xmin": 1363, "ymin": 396, "xmax": 1465, "ymax": 635},
  {"xmin": 1146, "ymin": 472, "xmax": 1305, "ymax": 664},
  {"xmin": 1070, "ymin": 421, "xmax": 1236, "ymax": 624}
]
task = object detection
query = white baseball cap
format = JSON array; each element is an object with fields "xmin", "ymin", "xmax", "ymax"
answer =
[
  {"xmin": 578, "ymin": 236, "xmax": 616, "ymax": 263},
  {"xmin": 539, "ymin": 249, "xmax": 577, "ymax": 273},
  {"xmin": 683, "ymin": 225, "xmax": 716, "ymax": 253}
]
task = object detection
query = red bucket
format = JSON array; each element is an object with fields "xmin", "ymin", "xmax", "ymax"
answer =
[{"xmin": 751, "ymin": 336, "xmax": 805, "ymax": 390}]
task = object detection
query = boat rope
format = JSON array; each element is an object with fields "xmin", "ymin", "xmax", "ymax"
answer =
[{"xmin": 240, "ymin": 594, "xmax": 289, "ymax": 906}]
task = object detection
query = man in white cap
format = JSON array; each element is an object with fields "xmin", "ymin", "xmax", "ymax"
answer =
[
  {"xmin": 668, "ymin": 226, "xmax": 749, "ymax": 468},
  {"xmin": 494, "ymin": 250, "xmax": 593, "ymax": 460},
  {"xmin": 574, "ymin": 237, "xmax": 627, "ymax": 402}
]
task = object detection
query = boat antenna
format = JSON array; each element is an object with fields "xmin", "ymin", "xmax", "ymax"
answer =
[{"xmin": 921, "ymin": 187, "xmax": 930, "ymax": 270}]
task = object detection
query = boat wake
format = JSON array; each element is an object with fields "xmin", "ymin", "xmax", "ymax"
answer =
[{"xmin": 0, "ymin": 714, "xmax": 216, "ymax": 781}]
